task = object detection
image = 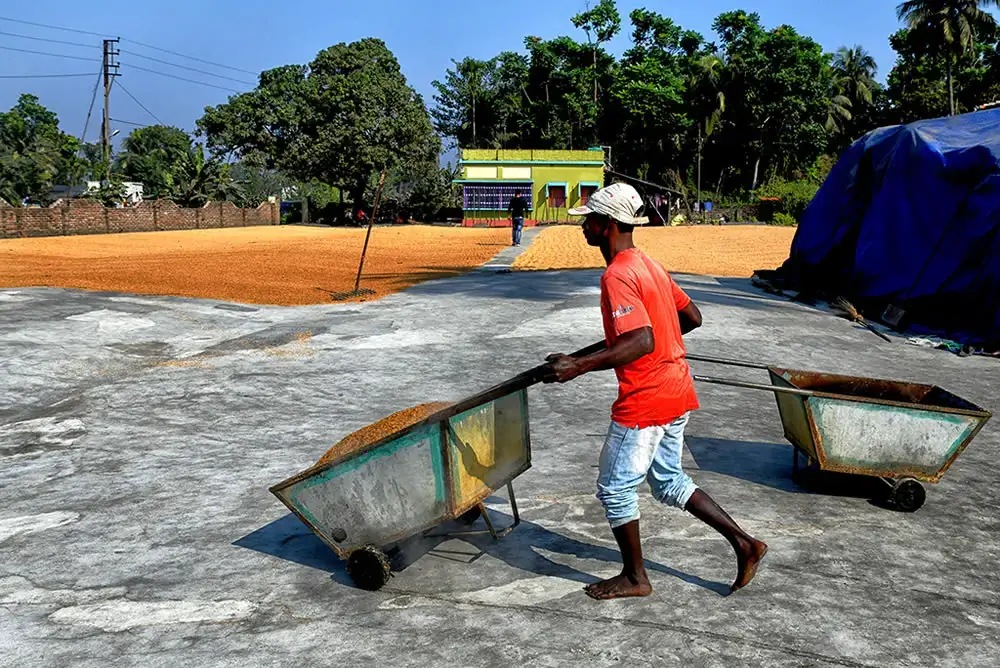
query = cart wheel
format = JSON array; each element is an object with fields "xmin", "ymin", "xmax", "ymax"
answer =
[
  {"xmin": 888, "ymin": 478, "xmax": 926, "ymax": 512},
  {"xmin": 346, "ymin": 545, "xmax": 392, "ymax": 591},
  {"xmin": 458, "ymin": 505, "xmax": 482, "ymax": 525}
]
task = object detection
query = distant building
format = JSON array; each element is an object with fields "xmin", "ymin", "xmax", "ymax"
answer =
[
  {"xmin": 49, "ymin": 181, "xmax": 145, "ymax": 206},
  {"xmin": 454, "ymin": 148, "xmax": 606, "ymax": 226}
]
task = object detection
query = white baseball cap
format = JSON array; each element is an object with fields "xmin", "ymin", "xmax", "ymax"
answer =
[{"xmin": 568, "ymin": 182, "xmax": 649, "ymax": 225}]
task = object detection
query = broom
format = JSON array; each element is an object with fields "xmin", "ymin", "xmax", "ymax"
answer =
[{"xmin": 833, "ymin": 297, "xmax": 892, "ymax": 343}]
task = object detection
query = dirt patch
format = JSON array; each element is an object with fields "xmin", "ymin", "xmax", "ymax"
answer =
[
  {"xmin": 317, "ymin": 402, "xmax": 452, "ymax": 466},
  {"xmin": 0, "ymin": 226, "xmax": 509, "ymax": 305},
  {"xmin": 512, "ymin": 225, "xmax": 795, "ymax": 277}
]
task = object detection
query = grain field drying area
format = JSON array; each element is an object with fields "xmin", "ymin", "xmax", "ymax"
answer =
[
  {"xmin": 513, "ymin": 224, "xmax": 796, "ymax": 276},
  {"xmin": 0, "ymin": 225, "xmax": 509, "ymax": 305}
]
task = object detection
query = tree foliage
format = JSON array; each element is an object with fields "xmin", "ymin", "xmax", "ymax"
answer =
[
  {"xmin": 9, "ymin": 3, "xmax": 1000, "ymax": 219},
  {"xmin": 896, "ymin": 0, "xmax": 998, "ymax": 115},
  {"xmin": 0, "ymin": 94, "xmax": 90, "ymax": 205},
  {"xmin": 117, "ymin": 125, "xmax": 195, "ymax": 199},
  {"xmin": 199, "ymin": 38, "xmax": 440, "ymax": 211},
  {"xmin": 431, "ymin": 6, "xmax": 880, "ymax": 198}
]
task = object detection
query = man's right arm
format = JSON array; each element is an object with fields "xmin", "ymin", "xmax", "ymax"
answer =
[{"xmin": 542, "ymin": 327, "xmax": 653, "ymax": 383}]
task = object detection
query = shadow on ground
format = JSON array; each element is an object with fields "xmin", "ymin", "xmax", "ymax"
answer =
[
  {"xmin": 686, "ymin": 436, "xmax": 887, "ymax": 499},
  {"xmin": 401, "ymin": 268, "xmax": 807, "ymax": 315},
  {"xmin": 234, "ymin": 507, "xmax": 731, "ymax": 596}
]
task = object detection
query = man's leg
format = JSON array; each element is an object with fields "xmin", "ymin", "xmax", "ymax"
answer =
[
  {"xmin": 685, "ymin": 490, "xmax": 767, "ymax": 591},
  {"xmin": 511, "ymin": 218, "xmax": 518, "ymax": 245},
  {"xmin": 588, "ymin": 422, "xmax": 663, "ymax": 600},
  {"xmin": 515, "ymin": 219, "xmax": 523, "ymax": 245},
  {"xmin": 648, "ymin": 413, "xmax": 768, "ymax": 591}
]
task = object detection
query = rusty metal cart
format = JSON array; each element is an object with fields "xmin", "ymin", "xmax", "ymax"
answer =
[
  {"xmin": 688, "ymin": 354, "xmax": 992, "ymax": 512},
  {"xmin": 270, "ymin": 342, "xmax": 604, "ymax": 590}
]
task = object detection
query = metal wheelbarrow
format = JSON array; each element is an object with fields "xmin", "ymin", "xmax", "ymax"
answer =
[
  {"xmin": 270, "ymin": 342, "xmax": 604, "ymax": 590},
  {"xmin": 688, "ymin": 354, "xmax": 992, "ymax": 512}
]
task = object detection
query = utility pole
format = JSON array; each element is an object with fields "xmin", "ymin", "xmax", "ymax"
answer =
[
  {"xmin": 696, "ymin": 123, "xmax": 702, "ymax": 221},
  {"xmin": 102, "ymin": 38, "xmax": 120, "ymax": 183}
]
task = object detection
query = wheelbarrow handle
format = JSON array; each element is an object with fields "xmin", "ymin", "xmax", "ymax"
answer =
[
  {"xmin": 452, "ymin": 340, "xmax": 610, "ymax": 415},
  {"xmin": 692, "ymin": 374, "xmax": 814, "ymax": 397},
  {"xmin": 685, "ymin": 353, "xmax": 771, "ymax": 370}
]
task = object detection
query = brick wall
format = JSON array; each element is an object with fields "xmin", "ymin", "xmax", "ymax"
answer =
[{"xmin": 0, "ymin": 200, "xmax": 280, "ymax": 239}]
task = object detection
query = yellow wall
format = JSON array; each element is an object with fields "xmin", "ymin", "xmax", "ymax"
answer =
[
  {"xmin": 458, "ymin": 148, "xmax": 605, "ymax": 223},
  {"xmin": 462, "ymin": 148, "xmax": 604, "ymax": 162},
  {"xmin": 529, "ymin": 164, "xmax": 604, "ymax": 223}
]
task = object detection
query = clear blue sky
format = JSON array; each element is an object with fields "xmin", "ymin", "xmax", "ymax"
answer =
[{"xmin": 1, "ymin": 0, "xmax": 907, "ymax": 149}]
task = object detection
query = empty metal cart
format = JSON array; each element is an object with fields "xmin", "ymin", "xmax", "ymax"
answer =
[{"xmin": 688, "ymin": 355, "xmax": 992, "ymax": 512}]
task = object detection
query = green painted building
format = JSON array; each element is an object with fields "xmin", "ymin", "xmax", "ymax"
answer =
[{"xmin": 455, "ymin": 148, "xmax": 606, "ymax": 226}]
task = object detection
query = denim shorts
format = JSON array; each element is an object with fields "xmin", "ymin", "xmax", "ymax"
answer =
[{"xmin": 596, "ymin": 412, "xmax": 698, "ymax": 528}]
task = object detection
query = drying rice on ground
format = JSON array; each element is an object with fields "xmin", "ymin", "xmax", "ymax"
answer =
[
  {"xmin": 512, "ymin": 225, "xmax": 795, "ymax": 276},
  {"xmin": 0, "ymin": 226, "xmax": 509, "ymax": 305},
  {"xmin": 316, "ymin": 402, "xmax": 452, "ymax": 466}
]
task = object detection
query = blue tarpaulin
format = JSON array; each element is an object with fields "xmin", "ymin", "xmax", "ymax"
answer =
[{"xmin": 782, "ymin": 109, "xmax": 1000, "ymax": 347}]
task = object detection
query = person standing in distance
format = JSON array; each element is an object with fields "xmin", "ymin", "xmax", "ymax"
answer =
[
  {"xmin": 507, "ymin": 190, "xmax": 529, "ymax": 246},
  {"xmin": 542, "ymin": 182, "xmax": 768, "ymax": 600}
]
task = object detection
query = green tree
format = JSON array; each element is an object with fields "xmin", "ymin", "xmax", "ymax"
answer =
[
  {"xmin": 571, "ymin": 0, "xmax": 622, "ymax": 104},
  {"xmin": 0, "ymin": 94, "xmax": 65, "ymax": 204},
  {"xmin": 228, "ymin": 156, "xmax": 289, "ymax": 208},
  {"xmin": 431, "ymin": 57, "xmax": 496, "ymax": 148},
  {"xmin": 606, "ymin": 9, "xmax": 692, "ymax": 179},
  {"xmin": 896, "ymin": 0, "xmax": 998, "ymax": 115},
  {"xmin": 491, "ymin": 52, "xmax": 532, "ymax": 147},
  {"xmin": 117, "ymin": 125, "xmax": 194, "ymax": 198},
  {"xmin": 886, "ymin": 22, "xmax": 1000, "ymax": 121},
  {"xmin": 523, "ymin": 35, "xmax": 608, "ymax": 149},
  {"xmin": 833, "ymin": 46, "xmax": 878, "ymax": 106},
  {"xmin": 689, "ymin": 52, "xmax": 727, "ymax": 206},
  {"xmin": 169, "ymin": 143, "xmax": 233, "ymax": 207},
  {"xmin": 200, "ymin": 39, "xmax": 439, "ymax": 213},
  {"xmin": 712, "ymin": 12, "xmax": 831, "ymax": 189},
  {"xmin": 825, "ymin": 89, "xmax": 853, "ymax": 134},
  {"xmin": 826, "ymin": 46, "xmax": 882, "ymax": 152}
]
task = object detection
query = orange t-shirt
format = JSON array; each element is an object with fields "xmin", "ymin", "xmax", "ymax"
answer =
[{"xmin": 600, "ymin": 248, "xmax": 699, "ymax": 428}]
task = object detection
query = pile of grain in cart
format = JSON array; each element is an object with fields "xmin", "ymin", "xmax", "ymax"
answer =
[{"xmin": 316, "ymin": 402, "xmax": 452, "ymax": 466}]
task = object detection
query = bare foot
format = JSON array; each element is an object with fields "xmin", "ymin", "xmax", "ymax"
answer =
[
  {"xmin": 732, "ymin": 538, "xmax": 768, "ymax": 591},
  {"xmin": 584, "ymin": 572, "xmax": 653, "ymax": 600}
]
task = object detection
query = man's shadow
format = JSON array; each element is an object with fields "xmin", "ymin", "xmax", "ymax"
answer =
[{"xmin": 234, "ymin": 504, "xmax": 731, "ymax": 596}]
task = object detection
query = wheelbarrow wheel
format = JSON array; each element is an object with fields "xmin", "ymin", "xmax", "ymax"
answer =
[
  {"xmin": 346, "ymin": 545, "xmax": 392, "ymax": 591},
  {"xmin": 458, "ymin": 505, "xmax": 482, "ymax": 525},
  {"xmin": 888, "ymin": 478, "xmax": 926, "ymax": 513}
]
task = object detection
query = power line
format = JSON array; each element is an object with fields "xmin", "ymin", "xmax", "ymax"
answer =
[
  {"xmin": 0, "ymin": 72, "xmax": 94, "ymax": 79},
  {"xmin": 81, "ymin": 66, "xmax": 103, "ymax": 142},
  {"xmin": 110, "ymin": 118, "xmax": 150, "ymax": 128},
  {"xmin": 0, "ymin": 16, "xmax": 257, "ymax": 80},
  {"xmin": 0, "ymin": 44, "xmax": 96, "ymax": 62},
  {"xmin": 122, "ymin": 37, "xmax": 256, "ymax": 75},
  {"xmin": 120, "ymin": 49, "xmax": 255, "ymax": 85},
  {"xmin": 0, "ymin": 29, "xmax": 97, "ymax": 49},
  {"xmin": 125, "ymin": 63, "xmax": 244, "ymax": 93},
  {"xmin": 0, "ymin": 15, "xmax": 109, "ymax": 38},
  {"xmin": 112, "ymin": 79, "xmax": 164, "ymax": 125}
]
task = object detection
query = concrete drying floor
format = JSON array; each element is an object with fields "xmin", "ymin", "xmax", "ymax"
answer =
[{"xmin": 2, "ymin": 265, "xmax": 999, "ymax": 666}]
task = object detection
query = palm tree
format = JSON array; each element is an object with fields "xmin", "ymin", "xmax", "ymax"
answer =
[
  {"xmin": 896, "ymin": 0, "xmax": 999, "ymax": 115},
  {"xmin": 833, "ymin": 46, "xmax": 878, "ymax": 106},
  {"xmin": 690, "ymin": 54, "xmax": 727, "ymax": 211},
  {"xmin": 825, "ymin": 93, "xmax": 853, "ymax": 134}
]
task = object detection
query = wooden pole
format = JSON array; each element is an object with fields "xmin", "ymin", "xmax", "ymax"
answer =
[{"xmin": 353, "ymin": 168, "xmax": 387, "ymax": 293}]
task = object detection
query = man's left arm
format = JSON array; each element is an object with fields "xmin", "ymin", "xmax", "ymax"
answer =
[
  {"xmin": 671, "ymin": 275, "xmax": 702, "ymax": 334},
  {"xmin": 678, "ymin": 301, "xmax": 702, "ymax": 334}
]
